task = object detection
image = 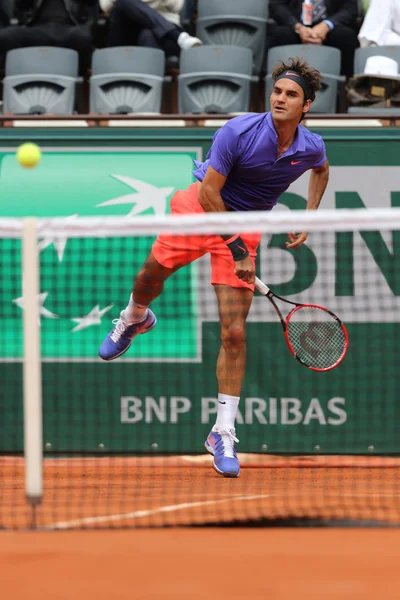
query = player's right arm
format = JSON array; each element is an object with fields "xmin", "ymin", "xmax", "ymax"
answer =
[
  {"xmin": 198, "ymin": 163, "xmax": 255, "ymax": 284},
  {"xmin": 198, "ymin": 165, "xmax": 229, "ymax": 214}
]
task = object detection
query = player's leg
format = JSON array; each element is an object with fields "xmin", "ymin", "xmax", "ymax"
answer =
[
  {"xmin": 98, "ymin": 251, "xmax": 178, "ymax": 360},
  {"xmin": 215, "ymin": 284, "xmax": 253, "ymax": 398},
  {"xmin": 203, "ymin": 230, "xmax": 260, "ymax": 478},
  {"xmin": 127, "ymin": 250, "xmax": 179, "ymax": 317},
  {"xmin": 204, "ymin": 285, "xmax": 253, "ymax": 478},
  {"xmin": 99, "ymin": 183, "xmax": 206, "ymax": 360}
]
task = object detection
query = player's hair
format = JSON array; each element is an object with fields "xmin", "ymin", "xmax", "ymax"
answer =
[{"xmin": 272, "ymin": 57, "xmax": 323, "ymax": 104}]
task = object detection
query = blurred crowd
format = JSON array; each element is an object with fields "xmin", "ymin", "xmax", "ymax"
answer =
[{"xmin": 0, "ymin": 0, "xmax": 399, "ymax": 110}]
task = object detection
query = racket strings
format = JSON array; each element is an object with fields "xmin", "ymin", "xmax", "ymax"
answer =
[{"xmin": 287, "ymin": 307, "xmax": 347, "ymax": 370}]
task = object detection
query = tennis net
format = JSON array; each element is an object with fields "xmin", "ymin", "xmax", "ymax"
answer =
[{"xmin": 1, "ymin": 208, "xmax": 400, "ymax": 529}]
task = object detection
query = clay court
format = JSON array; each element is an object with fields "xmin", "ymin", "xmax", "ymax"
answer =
[
  {"xmin": 1, "ymin": 454, "xmax": 400, "ymax": 598},
  {"xmin": 3, "ymin": 528, "xmax": 400, "ymax": 600},
  {"xmin": 2, "ymin": 455, "xmax": 400, "ymax": 529}
]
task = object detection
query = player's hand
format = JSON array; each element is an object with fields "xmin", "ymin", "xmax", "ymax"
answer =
[
  {"xmin": 234, "ymin": 255, "xmax": 255, "ymax": 284},
  {"xmin": 285, "ymin": 232, "xmax": 308, "ymax": 249}
]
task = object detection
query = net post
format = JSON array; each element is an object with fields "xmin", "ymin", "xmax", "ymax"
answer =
[{"xmin": 22, "ymin": 217, "xmax": 43, "ymax": 506}]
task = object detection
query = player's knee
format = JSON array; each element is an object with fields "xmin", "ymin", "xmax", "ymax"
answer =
[
  {"xmin": 135, "ymin": 262, "xmax": 163, "ymax": 289},
  {"xmin": 221, "ymin": 322, "xmax": 246, "ymax": 355}
]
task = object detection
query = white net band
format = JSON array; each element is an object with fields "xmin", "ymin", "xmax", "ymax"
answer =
[{"xmin": 1, "ymin": 208, "xmax": 400, "ymax": 238}]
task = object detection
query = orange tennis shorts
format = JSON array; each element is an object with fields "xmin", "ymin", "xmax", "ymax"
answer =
[{"xmin": 152, "ymin": 183, "xmax": 261, "ymax": 290}]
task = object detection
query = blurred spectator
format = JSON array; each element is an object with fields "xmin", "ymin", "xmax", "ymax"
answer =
[
  {"xmin": 358, "ymin": 0, "xmax": 400, "ymax": 47},
  {"xmin": 100, "ymin": 0, "xmax": 202, "ymax": 56},
  {"xmin": 0, "ymin": 0, "xmax": 98, "ymax": 71},
  {"xmin": 269, "ymin": 0, "xmax": 359, "ymax": 78}
]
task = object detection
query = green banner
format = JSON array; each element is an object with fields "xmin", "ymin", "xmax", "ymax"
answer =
[
  {"xmin": 0, "ymin": 148, "xmax": 199, "ymax": 360},
  {"xmin": 0, "ymin": 139, "xmax": 399, "ymax": 455}
]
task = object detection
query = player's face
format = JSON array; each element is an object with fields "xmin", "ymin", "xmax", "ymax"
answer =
[{"xmin": 270, "ymin": 79, "xmax": 311, "ymax": 123}]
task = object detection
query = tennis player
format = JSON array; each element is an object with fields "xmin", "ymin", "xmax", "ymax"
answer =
[{"xmin": 99, "ymin": 57, "xmax": 329, "ymax": 478}]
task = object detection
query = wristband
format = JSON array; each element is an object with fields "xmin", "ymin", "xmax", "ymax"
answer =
[{"xmin": 225, "ymin": 235, "xmax": 249, "ymax": 261}]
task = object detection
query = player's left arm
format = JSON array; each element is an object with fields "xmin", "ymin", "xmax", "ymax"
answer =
[{"xmin": 286, "ymin": 158, "xmax": 329, "ymax": 249}]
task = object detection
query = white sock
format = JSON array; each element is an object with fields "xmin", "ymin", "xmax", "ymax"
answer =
[
  {"xmin": 123, "ymin": 294, "xmax": 148, "ymax": 324},
  {"xmin": 213, "ymin": 393, "xmax": 240, "ymax": 430}
]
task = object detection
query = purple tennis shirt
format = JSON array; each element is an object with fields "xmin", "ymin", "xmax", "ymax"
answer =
[{"xmin": 192, "ymin": 112, "xmax": 327, "ymax": 211}]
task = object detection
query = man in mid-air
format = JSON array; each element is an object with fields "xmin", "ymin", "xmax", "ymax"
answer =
[{"xmin": 99, "ymin": 57, "xmax": 330, "ymax": 478}]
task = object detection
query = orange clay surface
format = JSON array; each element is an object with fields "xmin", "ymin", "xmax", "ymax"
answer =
[
  {"xmin": 1, "ymin": 454, "xmax": 400, "ymax": 529},
  {"xmin": 1, "ymin": 455, "xmax": 400, "ymax": 599},
  {"xmin": 2, "ymin": 529, "xmax": 400, "ymax": 599}
]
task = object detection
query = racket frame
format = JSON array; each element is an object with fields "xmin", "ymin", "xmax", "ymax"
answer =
[{"xmin": 254, "ymin": 277, "xmax": 349, "ymax": 371}]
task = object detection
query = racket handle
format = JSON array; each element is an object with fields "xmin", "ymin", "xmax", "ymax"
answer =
[{"xmin": 255, "ymin": 277, "xmax": 270, "ymax": 296}]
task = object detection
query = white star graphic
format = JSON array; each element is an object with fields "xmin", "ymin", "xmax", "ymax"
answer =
[
  {"xmin": 38, "ymin": 214, "xmax": 78, "ymax": 262},
  {"xmin": 71, "ymin": 304, "xmax": 114, "ymax": 332},
  {"xmin": 96, "ymin": 175, "xmax": 174, "ymax": 216},
  {"xmin": 13, "ymin": 292, "xmax": 59, "ymax": 324}
]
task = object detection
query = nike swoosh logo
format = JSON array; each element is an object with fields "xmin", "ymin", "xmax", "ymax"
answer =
[
  {"xmin": 237, "ymin": 245, "xmax": 247, "ymax": 254},
  {"xmin": 218, "ymin": 401, "xmax": 226, "ymax": 405},
  {"xmin": 291, "ymin": 160, "xmax": 302, "ymax": 165}
]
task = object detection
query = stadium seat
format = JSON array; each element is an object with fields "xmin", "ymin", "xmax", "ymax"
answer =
[
  {"xmin": 178, "ymin": 45, "xmax": 253, "ymax": 114},
  {"xmin": 348, "ymin": 47, "xmax": 400, "ymax": 115},
  {"xmin": 352, "ymin": 46, "xmax": 400, "ymax": 76},
  {"xmin": 265, "ymin": 45, "xmax": 344, "ymax": 114},
  {"xmin": 2, "ymin": 46, "xmax": 79, "ymax": 115},
  {"xmin": 196, "ymin": 0, "xmax": 268, "ymax": 74},
  {"xmin": 89, "ymin": 46, "xmax": 165, "ymax": 114}
]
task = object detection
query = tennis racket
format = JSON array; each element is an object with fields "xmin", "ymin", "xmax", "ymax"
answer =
[{"xmin": 254, "ymin": 277, "xmax": 348, "ymax": 372}]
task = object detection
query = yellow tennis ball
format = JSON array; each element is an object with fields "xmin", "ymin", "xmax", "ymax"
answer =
[{"xmin": 16, "ymin": 143, "xmax": 41, "ymax": 169}]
